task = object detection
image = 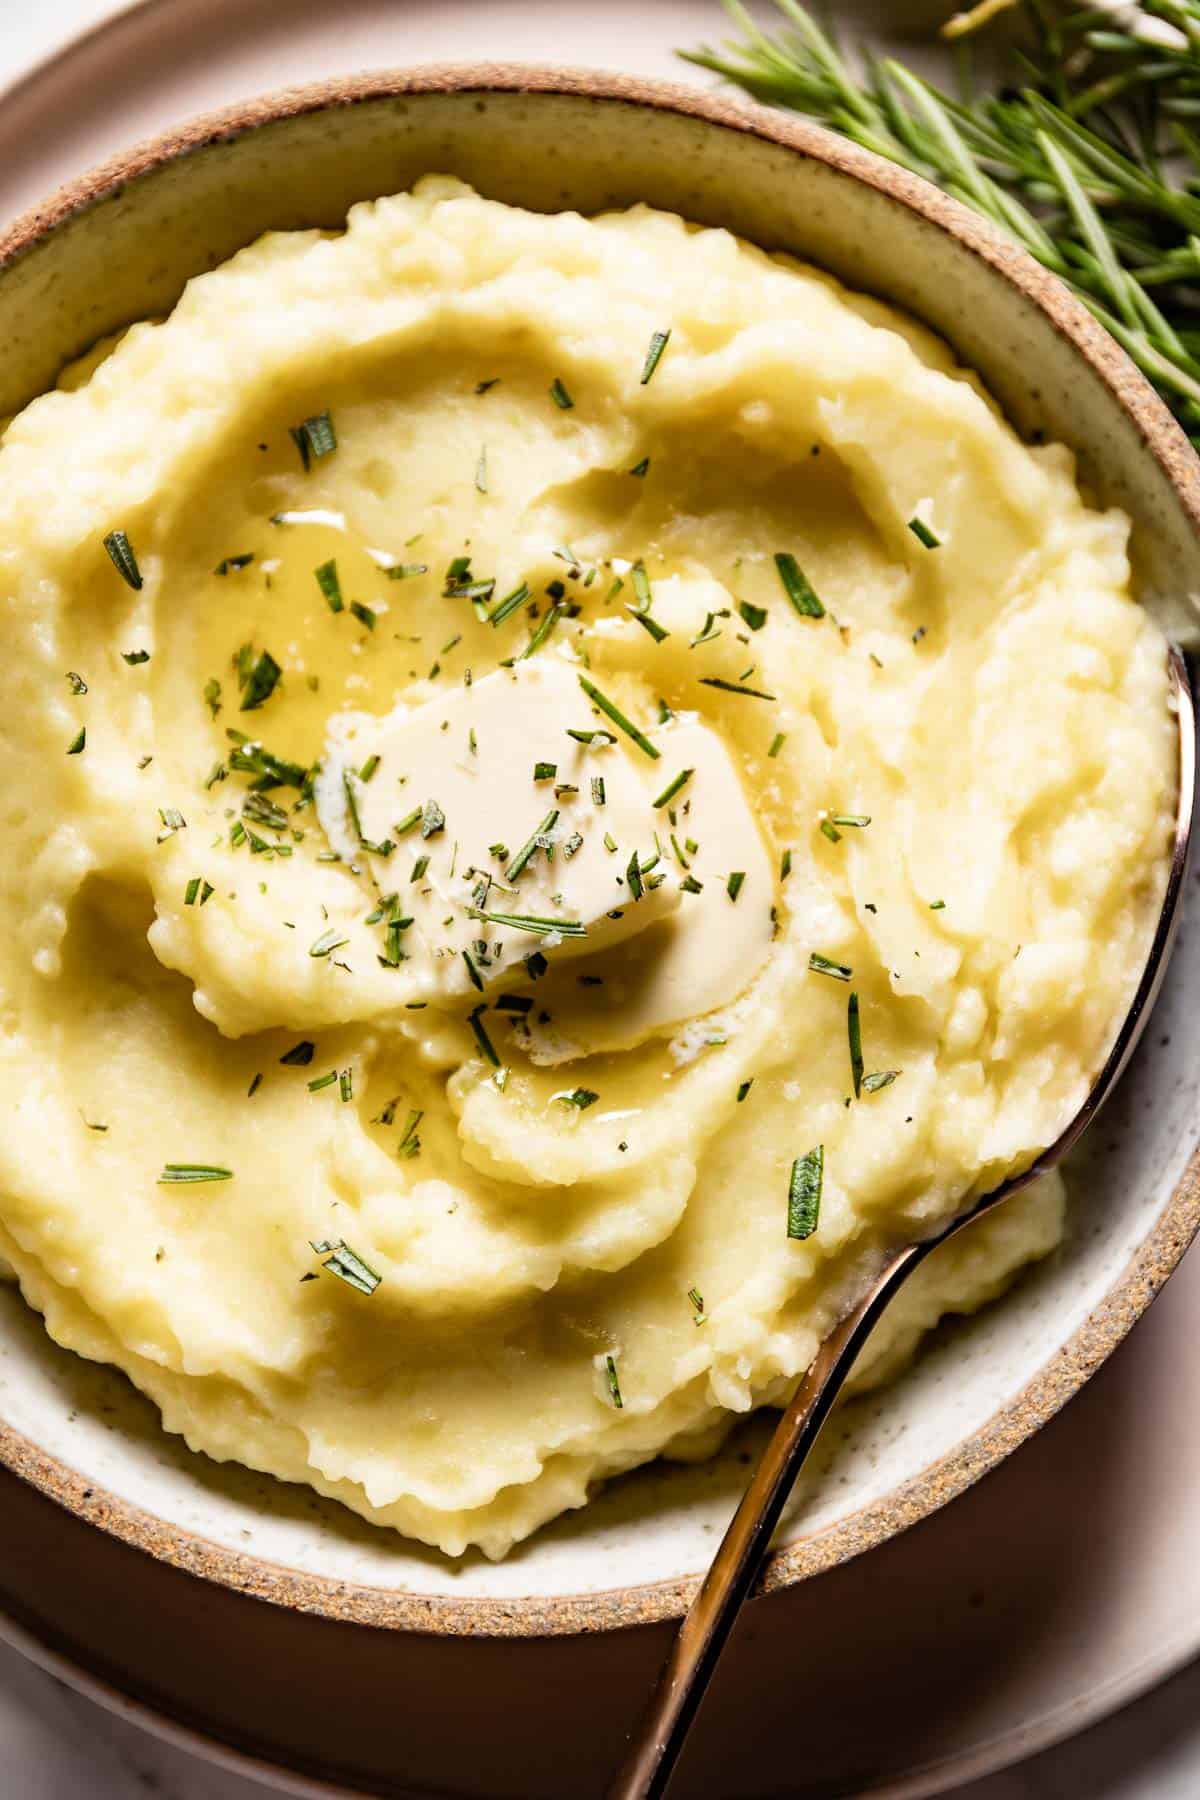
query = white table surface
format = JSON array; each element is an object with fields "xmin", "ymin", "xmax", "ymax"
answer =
[{"xmin": 3, "ymin": 3, "xmax": 1200, "ymax": 1797}]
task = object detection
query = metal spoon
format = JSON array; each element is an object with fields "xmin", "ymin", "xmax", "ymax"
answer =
[{"xmin": 610, "ymin": 644, "xmax": 1195, "ymax": 1800}]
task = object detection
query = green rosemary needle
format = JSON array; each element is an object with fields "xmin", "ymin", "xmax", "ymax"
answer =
[{"xmin": 683, "ymin": 0, "xmax": 1200, "ymax": 448}]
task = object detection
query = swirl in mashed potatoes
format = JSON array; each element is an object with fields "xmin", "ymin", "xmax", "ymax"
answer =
[{"xmin": 0, "ymin": 179, "xmax": 1174, "ymax": 1557}]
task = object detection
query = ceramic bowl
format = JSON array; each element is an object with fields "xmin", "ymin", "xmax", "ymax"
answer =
[{"xmin": 0, "ymin": 65, "xmax": 1198, "ymax": 1642}]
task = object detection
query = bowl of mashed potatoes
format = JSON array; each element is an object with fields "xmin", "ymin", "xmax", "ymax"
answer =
[{"xmin": 0, "ymin": 67, "xmax": 1196, "ymax": 1638}]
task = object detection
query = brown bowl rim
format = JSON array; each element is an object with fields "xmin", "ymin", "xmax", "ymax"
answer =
[{"xmin": 0, "ymin": 60, "xmax": 1198, "ymax": 1639}]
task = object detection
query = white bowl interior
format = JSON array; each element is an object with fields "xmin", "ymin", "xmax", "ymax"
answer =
[{"xmin": 0, "ymin": 81, "xmax": 1196, "ymax": 1607}]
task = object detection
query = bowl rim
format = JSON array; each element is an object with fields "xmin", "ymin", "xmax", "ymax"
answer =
[{"xmin": 1, "ymin": 59, "xmax": 1198, "ymax": 1639}]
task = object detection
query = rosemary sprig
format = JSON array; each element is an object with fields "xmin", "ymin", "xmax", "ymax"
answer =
[{"xmin": 683, "ymin": 0, "xmax": 1200, "ymax": 445}]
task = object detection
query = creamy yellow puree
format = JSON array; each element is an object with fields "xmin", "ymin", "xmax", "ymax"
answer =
[{"xmin": 0, "ymin": 179, "xmax": 1174, "ymax": 1557}]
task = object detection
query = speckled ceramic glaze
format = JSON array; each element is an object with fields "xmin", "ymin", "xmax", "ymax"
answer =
[{"xmin": 0, "ymin": 66, "xmax": 1197, "ymax": 1642}]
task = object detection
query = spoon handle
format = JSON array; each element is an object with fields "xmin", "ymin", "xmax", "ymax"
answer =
[
  {"xmin": 607, "ymin": 1241, "xmax": 927, "ymax": 1800},
  {"xmin": 609, "ymin": 647, "xmax": 1193, "ymax": 1800}
]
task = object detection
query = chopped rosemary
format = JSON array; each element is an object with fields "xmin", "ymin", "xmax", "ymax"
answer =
[
  {"xmin": 397, "ymin": 1109, "xmax": 423, "ymax": 1158},
  {"xmin": 549, "ymin": 377, "xmax": 574, "ymax": 410},
  {"xmin": 67, "ymin": 727, "xmax": 86, "ymax": 755},
  {"xmin": 280, "ymin": 1041, "xmax": 316, "ymax": 1065},
  {"xmin": 203, "ymin": 678, "xmax": 222, "ymax": 719},
  {"xmin": 699, "ymin": 677, "xmax": 777, "ymax": 701},
  {"xmin": 239, "ymin": 650, "xmax": 282, "ymax": 712},
  {"xmin": 930, "ymin": 899, "xmax": 946, "ymax": 911},
  {"xmin": 848, "ymin": 991, "xmax": 863, "ymax": 1098},
  {"xmin": 244, "ymin": 791, "xmax": 290, "ymax": 835},
  {"xmin": 340, "ymin": 771, "xmax": 365, "ymax": 844},
  {"xmin": 604, "ymin": 1353, "xmax": 623, "ymax": 1408},
  {"xmin": 774, "ymin": 552, "xmax": 824, "ymax": 619},
  {"xmin": 653, "ymin": 768, "xmax": 693, "ymax": 810},
  {"xmin": 158, "ymin": 1164, "xmax": 232, "ymax": 1184},
  {"xmin": 496, "ymin": 993, "xmax": 533, "ymax": 1014},
  {"xmin": 507, "ymin": 808, "xmax": 558, "ymax": 881},
  {"xmin": 737, "ymin": 1079, "xmax": 753, "ymax": 1103},
  {"xmin": 468, "ymin": 1004, "xmax": 501, "ymax": 1067},
  {"xmin": 727, "ymin": 871, "xmax": 746, "ymax": 902},
  {"xmin": 557, "ymin": 1087, "xmax": 599, "ymax": 1110},
  {"xmin": 386, "ymin": 562, "xmax": 429, "ymax": 580},
  {"xmin": 395, "ymin": 806, "xmax": 422, "ymax": 837},
  {"xmin": 640, "ymin": 327, "xmax": 671, "ymax": 384},
  {"xmin": 578, "ymin": 674, "xmax": 660, "ymax": 760},
  {"xmin": 738, "ymin": 600, "xmax": 768, "ymax": 631},
  {"xmin": 768, "ymin": 732, "xmax": 786, "ymax": 758},
  {"xmin": 379, "ymin": 912, "xmax": 411, "ymax": 967},
  {"xmin": 214, "ymin": 553, "xmax": 254, "ymax": 575},
  {"xmin": 629, "ymin": 456, "xmax": 651, "ymax": 477},
  {"xmin": 468, "ymin": 907, "xmax": 586, "ymax": 937},
  {"xmin": 787, "ymin": 1147, "xmax": 823, "ymax": 1240},
  {"xmin": 122, "ymin": 649, "xmax": 150, "ymax": 665},
  {"xmin": 591, "ymin": 776, "xmax": 606, "ymax": 807},
  {"xmin": 315, "ymin": 1239, "xmax": 381, "ymax": 1296},
  {"xmin": 534, "ymin": 761, "xmax": 557, "ymax": 783},
  {"xmin": 225, "ymin": 731, "xmax": 308, "ymax": 791},
  {"xmin": 809, "ymin": 952, "xmax": 851, "ymax": 981},
  {"xmin": 820, "ymin": 817, "xmax": 842, "ymax": 844},
  {"xmin": 688, "ymin": 1286, "xmax": 707, "ymax": 1325},
  {"xmin": 350, "ymin": 601, "xmax": 376, "ymax": 630},
  {"xmin": 830, "ymin": 813, "xmax": 870, "ymax": 829},
  {"xmin": 627, "ymin": 604, "xmax": 670, "ymax": 644},
  {"xmin": 309, "ymin": 927, "xmax": 348, "ymax": 958},
  {"xmin": 780, "ymin": 849, "xmax": 793, "ymax": 880},
  {"xmin": 522, "ymin": 602, "xmax": 566, "ymax": 659},
  {"xmin": 103, "ymin": 529, "xmax": 143, "ymax": 590},
  {"xmin": 908, "ymin": 517, "xmax": 941, "ymax": 550},
  {"xmin": 489, "ymin": 582, "xmax": 532, "ymax": 627},
  {"xmin": 290, "ymin": 410, "xmax": 337, "ymax": 470},
  {"xmin": 308, "ymin": 1070, "xmax": 338, "ymax": 1092},
  {"xmin": 315, "ymin": 559, "xmax": 344, "ymax": 612},
  {"xmin": 626, "ymin": 849, "xmax": 644, "ymax": 901}
]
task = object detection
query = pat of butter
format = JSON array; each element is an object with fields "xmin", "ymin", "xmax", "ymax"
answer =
[
  {"xmin": 316, "ymin": 660, "xmax": 679, "ymax": 1000},
  {"xmin": 515, "ymin": 717, "xmax": 778, "ymax": 1057}
]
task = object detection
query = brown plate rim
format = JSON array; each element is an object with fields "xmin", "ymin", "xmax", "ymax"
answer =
[{"xmin": 0, "ymin": 61, "xmax": 1198, "ymax": 1639}]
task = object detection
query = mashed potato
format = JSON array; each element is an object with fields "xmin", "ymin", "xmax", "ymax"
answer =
[{"xmin": 0, "ymin": 179, "xmax": 1173, "ymax": 1557}]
